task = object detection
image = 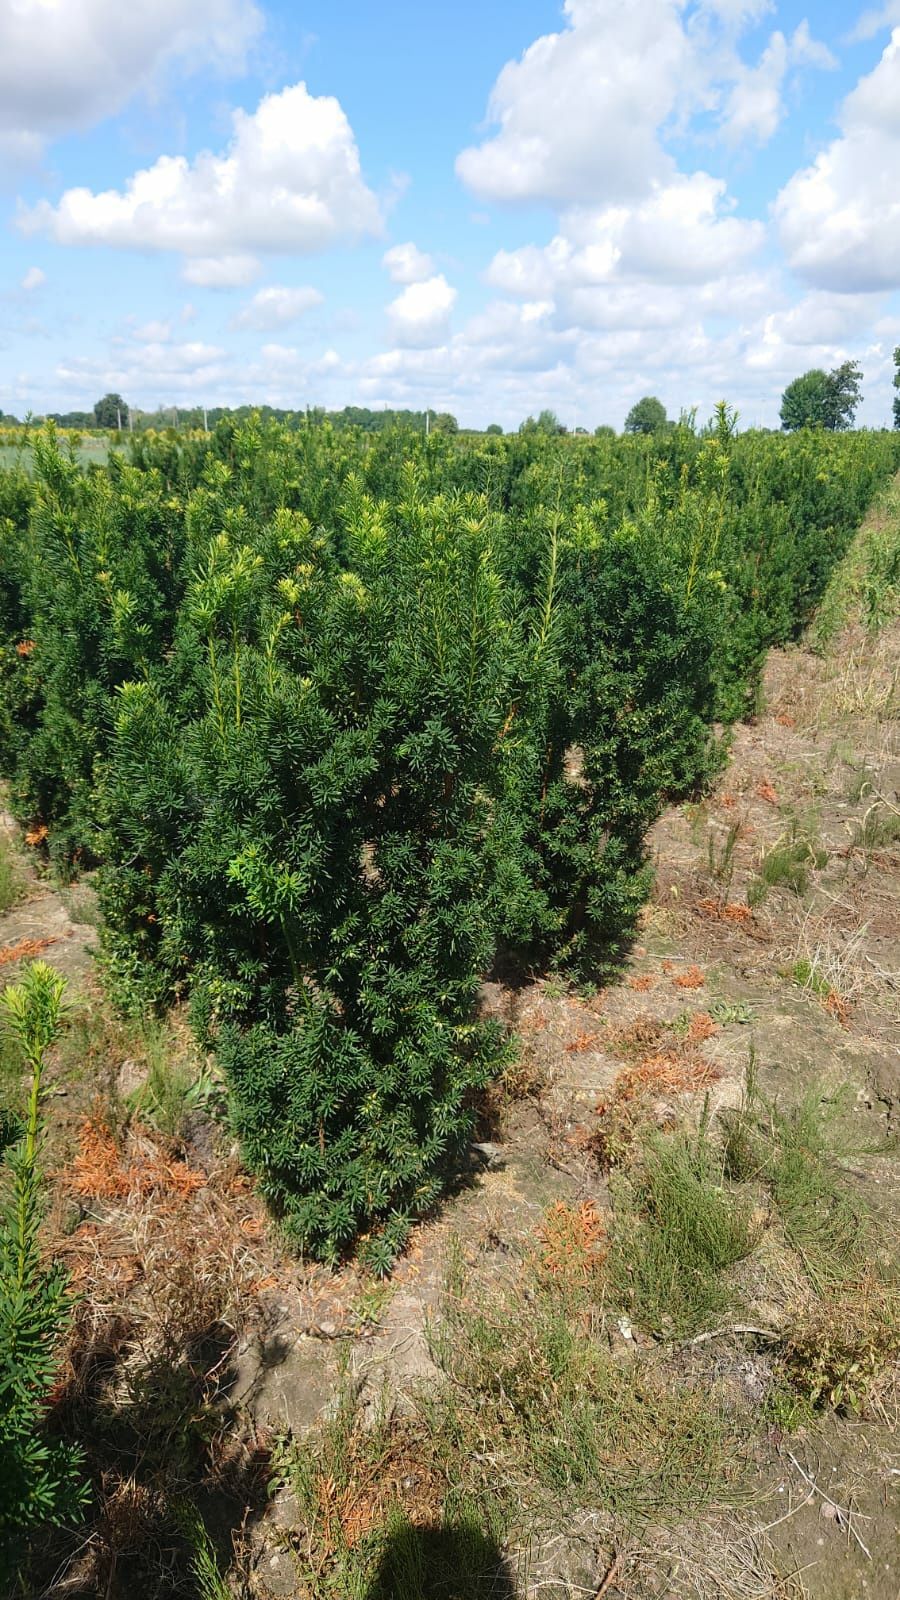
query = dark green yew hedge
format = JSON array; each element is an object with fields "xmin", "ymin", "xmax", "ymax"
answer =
[{"xmin": 1, "ymin": 415, "xmax": 897, "ymax": 1263}]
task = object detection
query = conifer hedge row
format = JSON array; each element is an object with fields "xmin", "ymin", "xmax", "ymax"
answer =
[{"xmin": 1, "ymin": 417, "xmax": 897, "ymax": 1263}]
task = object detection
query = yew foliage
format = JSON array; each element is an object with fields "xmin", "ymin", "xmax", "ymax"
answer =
[{"xmin": 1, "ymin": 416, "xmax": 897, "ymax": 1261}]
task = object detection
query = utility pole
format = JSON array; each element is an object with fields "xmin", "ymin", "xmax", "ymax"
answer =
[
  {"xmin": 425, "ymin": 408, "xmax": 430, "ymax": 438},
  {"xmin": 203, "ymin": 406, "xmax": 208, "ymax": 433},
  {"xmin": 116, "ymin": 403, "xmax": 122, "ymax": 431}
]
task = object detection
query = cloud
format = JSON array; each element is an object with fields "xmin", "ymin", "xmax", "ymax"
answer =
[
  {"xmin": 719, "ymin": 24, "xmax": 836, "ymax": 146},
  {"xmin": 133, "ymin": 319, "xmax": 172, "ymax": 342},
  {"xmin": 21, "ymin": 82, "xmax": 383, "ymax": 267},
  {"xmin": 0, "ymin": 0, "xmax": 261, "ymax": 164},
  {"xmin": 486, "ymin": 173, "xmax": 763, "ymax": 307},
  {"xmin": 456, "ymin": 0, "xmax": 693, "ymax": 206},
  {"xmin": 56, "ymin": 337, "xmax": 229, "ymax": 402},
  {"xmin": 182, "ymin": 256, "xmax": 261, "ymax": 289},
  {"xmin": 233, "ymin": 285, "xmax": 324, "ymax": 330},
  {"xmin": 775, "ymin": 28, "xmax": 900, "ymax": 291},
  {"xmin": 382, "ymin": 242, "xmax": 436, "ymax": 284},
  {"xmin": 387, "ymin": 274, "xmax": 457, "ymax": 347},
  {"xmin": 21, "ymin": 266, "xmax": 46, "ymax": 291},
  {"xmin": 695, "ymin": 0, "xmax": 774, "ymax": 25},
  {"xmin": 747, "ymin": 290, "xmax": 886, "ymax": 368},
  {"xmin": 456, "ymin": 0, "xmax": 837, "ymax": 209},
  {"xmin": 852, "ymin": 2, "xmax": 900, "ymax": 40}
]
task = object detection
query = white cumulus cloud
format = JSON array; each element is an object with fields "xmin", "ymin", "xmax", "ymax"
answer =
[
  {"xmin": 775, "ymin": 28, "xmax": 900, "ymax": 291},
  {"xmin": 233, "ymin": 285, "xmax": 324, "ymax": 330},
  {"xmin": 21, "ymin": 82, "xmax": 383, "ymax": 268},
  {"xmin": 382, "ymin": 242, "xmax": 436, "ymax": 284},
  {"xmin": 487, "ymin": 174, "xmax": 763, "ymax": 304},
  {"xmin": 0, "ymin": 0, "xmax": 261, "ymax": 164},
  {"xmin": 456, "ymin": 0, "xmax": 692, "ymax": 206},
  {"xmin": 387, "ymin": 274, "xmax": 457, "ymax": 348},
  {"xmin": 21, "ymin": 266, "xmax": 46, "ymax": 291}
]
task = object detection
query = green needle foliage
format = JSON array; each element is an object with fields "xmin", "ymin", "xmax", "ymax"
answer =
[
  {"xmin": 0, "ymin": 963, "xmax": 86, "ymax": 1589},
  {"xmin": 1, "ymin": 416, "xmax": 898, "ymax": 1261}
]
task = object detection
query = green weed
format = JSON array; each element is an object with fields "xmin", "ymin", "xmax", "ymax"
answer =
[
  {"xmin": 814, "ymin": 476, "xmax": 900, "ymax": 644},
  {"xmin": 767, "ymin": 1092, "xmax": 868, "ymax": 1288},
  {"xmin": 608, "ymin": 1117, "xmax": 757, "ymax": 1339},
  {"xmin": 274, "ymin": 1199, "xmax": 740, "ymax": 1596},
  {"xmin": 853, "ymin": 802, "xmax": 900, "ymax": 854},
  {"xmin": 131, "ymin": 1040, "xmax": 220, "ymax": 1141},
  {"xmin": 721, "ymin": 1073, "xmax": 868, "ymax": 1290},
  {"xmin": 710, "ymin": 999, "xmax": 755, "ymax": 1026},
  {"xmin": 791, "ymin": 959, "xmax": 831, "ymax": 998},
  {"xmin": 747, "ymin": 823, "xmax": 827, "ymax": 908},
  {"xmin": 707, "ymin": 819, "xmax": 741, "ymax": 893},
  {"xmin": 845, "ymin": 765, "xmax": 873, "ymax": 805},
  {"xmin": 175, "ymin": 1506, "xmax": 232, "ymax": 1600},
  {"xmin": 0, "ymin": 834, "xmax": 23, "ymax": 914}
]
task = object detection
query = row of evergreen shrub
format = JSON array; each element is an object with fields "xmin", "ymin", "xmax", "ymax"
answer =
[{"xmin": 1, "ymin": 416, "xmax": 897, "ymax": 1261}]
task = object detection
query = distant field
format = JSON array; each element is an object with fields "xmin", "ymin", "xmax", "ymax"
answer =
[{"xmin": 0, "ymin": 437, "xmax": 112, "ymax": 471}]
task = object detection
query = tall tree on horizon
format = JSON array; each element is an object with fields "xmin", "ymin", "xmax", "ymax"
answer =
[{"xmin": 780, "ymin": 362, "xmax": 863, "ymax": 432}]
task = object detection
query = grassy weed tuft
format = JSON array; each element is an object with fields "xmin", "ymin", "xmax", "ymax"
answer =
[{"xmin": 609, "ymin": 1116, "xmax": 757, "ymax": 1338}]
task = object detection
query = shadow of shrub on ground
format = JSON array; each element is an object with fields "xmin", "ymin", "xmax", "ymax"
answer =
[{"xmin": 365, "ymin": 1514, "xmax": 516, "ymax": 1599}]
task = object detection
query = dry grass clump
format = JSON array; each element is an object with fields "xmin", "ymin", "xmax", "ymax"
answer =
[
  {"xmin": 779, "ymin": 1274, "xmax": 899, "ymax": 1417},
  {"xmin": 788, "ymin": 909, "xmax": 895, "ymax": 1027},
  {"xmin": 273, "ymin": 1373, "xmax": 513, "ymax": 1598}
]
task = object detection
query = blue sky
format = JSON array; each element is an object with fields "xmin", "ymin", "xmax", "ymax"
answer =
[{"xmin": 2, "ymin": 0, "xmax": 899, "ymax": 429}]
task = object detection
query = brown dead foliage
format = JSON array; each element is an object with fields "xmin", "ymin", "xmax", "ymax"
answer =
[
  {"xmin": 756, "ymin": 780, "xmax": 779, "ymax": 806},
  {"xmin": 601, "ymin": 1051, "xmax": 721, "ymax": 1112},
  {"xmin": 685, "ymin": 1012, "xmax": 720, "ymax": 1044},
  {"xmin": 24, "ymin": 823, "xmax": 48, "ymax": 846},
  {"xmin": 67, "ymin": 1109, "xmax": 206, "ymax": 1202},
  {"xmin": 565, "ymin": 1030, "xmax": 600, "ymax": 1054},
  {"xmin": 824, "ymin": 990, "xmax": 852, "ymax": 1027},
  {"xmin": 604, "ymin": 1014, "xmax": 665, "ymax": 1060},
  {"xmin": 629, "ymin": 974, "xmax": 656, "ymax": 992},
  {"xmin": 39, "ymin": 1110, "xmax": 275, "ymax": 1600},
  {"xmin": 580, "ymin": 1012, "xmax": 723, "ymax": 1171},
  {"xmin": 313, "ymin": 1425, "xmax": 445, "ymax": 1553},
  {"xmin": 696, "ymin": 898, "xmax": 753, "ymax": 924},
  {"xmin": 674, "ymin": 964, "xmax": 706, "ymax": 990},
  {"xmin": 535, "ymin": 1200, "xmax": 607, "ymax": 1290},
  {"xmin": 0, "ymin": 935, "xmax": 57, "ymax": 967}
]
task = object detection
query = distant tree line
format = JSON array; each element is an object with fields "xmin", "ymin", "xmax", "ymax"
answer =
[{"xmin": 8, "ymin": 356, "xmax": 899, "ymax": 437}]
